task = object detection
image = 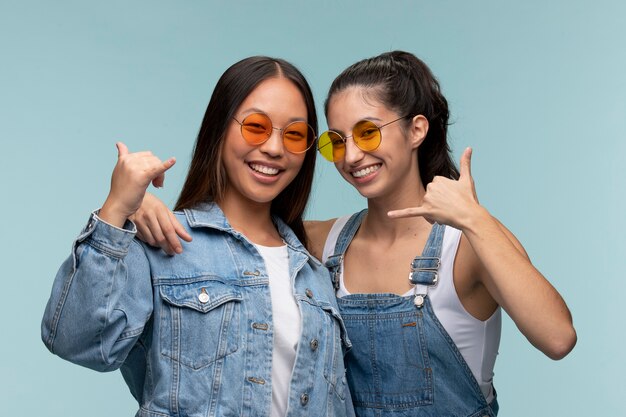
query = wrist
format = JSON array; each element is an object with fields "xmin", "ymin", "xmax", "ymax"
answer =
[
  {"xmin": 460, "ymin": 204, "xmax": 494, "ymax": 235},
  {"xmin": 100, "ymin": 197, "xmax": 132, "ymax": 228}
]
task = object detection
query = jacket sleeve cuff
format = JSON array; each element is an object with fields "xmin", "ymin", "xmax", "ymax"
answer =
[{"xmin": 75, "ymin": 210, "xmax": 138, "ymax": 258}]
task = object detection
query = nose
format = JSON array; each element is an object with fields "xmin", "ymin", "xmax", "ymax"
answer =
[
  {"xmin": 342, "ymin": 136, "xmax": 365, "ymax": 166},
  {"xmin": 258, "ymin": 128, "xmax": 285, "ymax": 158}
]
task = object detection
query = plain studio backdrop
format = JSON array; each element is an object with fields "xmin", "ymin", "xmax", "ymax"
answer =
[{"xmin": 1, "ymin": 1, "xmax": 623, "ymax": 415}]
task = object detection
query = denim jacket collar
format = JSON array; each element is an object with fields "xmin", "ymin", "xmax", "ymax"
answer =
[{"xmin": 183, "ymin": 202, "xmax": 320, "ymax": 265}]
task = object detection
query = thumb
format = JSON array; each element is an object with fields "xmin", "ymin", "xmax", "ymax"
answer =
[
  {"xmin": 116, "ymin": 142, "xmax": 129, "ymax": 158},
  {"xmin": 459, "ymin": 147, "xmax": 472, "ymax": 180}
]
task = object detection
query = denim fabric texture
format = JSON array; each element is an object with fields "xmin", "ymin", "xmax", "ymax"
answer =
[
  {"xmin": 42, "ymin": 202, "xmax": 354, "ymax": 417},
  {"xmin": 325, "ymin": 210, "xmax": 499, "ymax": 417}
]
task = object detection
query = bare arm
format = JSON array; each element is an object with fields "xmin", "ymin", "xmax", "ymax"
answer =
[
  {"xmin": 389, "ymin": 148, "xmax": 576, "ymax": 359},
  {"xmin": 462, "ymin": 208, "xmax": 575, "ymax": 359}
]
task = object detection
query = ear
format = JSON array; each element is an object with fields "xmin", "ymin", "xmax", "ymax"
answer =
[{"xmin": 408, "ymin": 115, "xmax": 428, "ymax": 150}]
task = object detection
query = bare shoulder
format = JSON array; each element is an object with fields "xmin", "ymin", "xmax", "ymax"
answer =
[{"xmin": 304, "ymin": 219, "xmax": 337, "ymax": 261}]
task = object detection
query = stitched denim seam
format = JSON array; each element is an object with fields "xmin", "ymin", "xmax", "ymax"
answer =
[
  {"xmin": 118, "ymin": 325, "xmax": 145, "ymax": 340},
  {"xmin": 85, "ymin": 237, "xmax": 129, "ymax": 259}
]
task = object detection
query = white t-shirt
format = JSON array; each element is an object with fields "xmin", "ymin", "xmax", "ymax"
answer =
[
  {"xmin": 254, "ymin": 244, "xmax": 301, "ymax": 417},
  {"xmin": 322, "ymin": 216, "xmax": 501, "ymax": 403}
]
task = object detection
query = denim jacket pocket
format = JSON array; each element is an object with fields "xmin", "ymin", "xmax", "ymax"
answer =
[{"xmin": 158, "ymin": 278, "xmax": 242, "ymax": 370}]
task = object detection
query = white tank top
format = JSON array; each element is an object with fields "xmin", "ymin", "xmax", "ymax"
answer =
[
  {"xmin": 322, "ymin": 216, "xmax": 501, "ymax": 403},
  {"xmin": 254, "ymin": 244, "xmax": 301, "ymax": 417}
]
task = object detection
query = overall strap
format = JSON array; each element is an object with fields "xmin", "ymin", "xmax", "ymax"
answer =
[
  {"xmin": 409, "ymin": 223, "xmax": 445, "ymax": 308},
  {"xmin": 324, "ymin": 209, "xmax": 367, "ymax": 291}
]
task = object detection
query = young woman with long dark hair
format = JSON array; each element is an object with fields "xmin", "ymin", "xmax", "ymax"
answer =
[{"xmin": 42, "ymin": 56, "xmax": 354, "ymax": 417}]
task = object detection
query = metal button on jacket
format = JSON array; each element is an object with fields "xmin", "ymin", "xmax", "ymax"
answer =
[
  {"xmin": 300, "ymin": 393, "xmax": 309, "ymax": 406},
  {"xmin": 310, "ymin": 339, "xmax": 319, "ymax": 351}
]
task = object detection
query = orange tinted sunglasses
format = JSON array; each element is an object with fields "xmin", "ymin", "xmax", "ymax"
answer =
[{"xmin": 233, "ymin": 112, "xmax": 316, "ymax": 154}]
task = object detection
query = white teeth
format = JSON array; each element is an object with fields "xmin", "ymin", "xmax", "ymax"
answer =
[
  {"xmin": 352, "ymin": 164, "xmax": 381, "ymax": 178},
  {"xmin": 250, "ymin": 163, "xmax": 279, "ymax": 176}
]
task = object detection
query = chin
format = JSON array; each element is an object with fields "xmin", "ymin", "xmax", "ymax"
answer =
[{"xmin": 246, "ymin": 187, "xmax": 287, "ymax": 204}]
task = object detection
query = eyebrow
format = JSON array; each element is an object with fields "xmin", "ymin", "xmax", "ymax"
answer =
[
  {"xmin": 239, "ymin": 107, "xmax": 307, "ymax": 124},
  {"xmin": 328, "ymin": 117, "xmax": 384, "ymax": 135}
]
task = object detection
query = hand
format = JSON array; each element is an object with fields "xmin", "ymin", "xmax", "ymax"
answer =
[
  {"xmin": 100, "ymin": 142, "xmax": 176, "ymax": 228},
  {"xmin": 131, "ymin": 192, "xmax": 192, "ymax": 255},
  {"xmin": 388, "ymin": 147, "xmax": 484, "ymax": 230}
]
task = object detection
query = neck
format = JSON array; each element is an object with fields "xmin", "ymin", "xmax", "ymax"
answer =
[
  {"xmin": 362, "ymin": 177, "xmax": 430, "ymax": 241},
  {"xmin": 217, "ymin": 194, "xmax": 282, "ymax": 246}
]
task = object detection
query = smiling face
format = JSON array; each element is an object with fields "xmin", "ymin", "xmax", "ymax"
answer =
[
  {"xmin": 220, "ymin": 76, "xmax": 309, "ymax": 211},
  {"xmin": 326, "ymin": 86, "xmax": 427, "ymax": 201}
]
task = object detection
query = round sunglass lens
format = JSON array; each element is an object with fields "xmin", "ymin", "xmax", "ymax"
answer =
[
  {"xmin": 353, "ymin": 120, "xmax": 381, "ymax": 151},
  {"xmin": 283, "ymin": 122, "xmax": 313, "ymax": 153},
  {"xmin": 318, "ymin": 131, "xmax": 345, "ymax": 162},
  {"xmin": 241, "ymin": 113, "xmax": 272, "ymax": 144}
]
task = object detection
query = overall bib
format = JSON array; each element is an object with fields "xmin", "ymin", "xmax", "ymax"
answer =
[{"xmin": 325, "ymin": 210, "xmax": 499, "ymax": 417}]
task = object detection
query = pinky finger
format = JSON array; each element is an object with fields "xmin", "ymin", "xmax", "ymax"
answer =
[
  {"xmin": 169, "ymin": 211, "xmax": 193, "ymax": 243},
  {"xmin": 152, "ymin": 157, "xmax": 176, "ymax": 188}
]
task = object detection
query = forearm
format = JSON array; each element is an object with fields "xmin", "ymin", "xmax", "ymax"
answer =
[
  {"xmin": 462, "ymin": 207, "xmax": 576, "ymax": 359},
  {"xmin": 41, "ymin": 212, "xmax": 153, "ymax": 371}
]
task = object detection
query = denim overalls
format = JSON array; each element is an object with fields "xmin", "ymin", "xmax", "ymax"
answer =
[{"xmin": 325, "ymin": 210, "xmax": 498, "ymax": 417}]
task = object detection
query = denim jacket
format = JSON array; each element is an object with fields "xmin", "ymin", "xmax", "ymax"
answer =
[{"xmin": 42, "ymin": 203, "xmax": 353, "ymax": 417}]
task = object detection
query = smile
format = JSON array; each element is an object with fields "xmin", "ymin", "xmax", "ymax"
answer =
[
  {"xmin": 351, "ymin": 164, "xmax": 381, "ymax": 178},
  {"xmin": 249, "ymin": 163, "xmax": 280, "ymax": 176}
]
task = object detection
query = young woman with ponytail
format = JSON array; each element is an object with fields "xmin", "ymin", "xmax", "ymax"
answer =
[{"xmin": 133, "ymin": 51, "xmax": 576, "ymax": 416}]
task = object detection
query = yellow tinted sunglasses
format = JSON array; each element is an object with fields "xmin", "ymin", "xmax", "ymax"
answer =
[{"xmin": 317, "ymin": 115, "xmax": 411, "ymax": 162}]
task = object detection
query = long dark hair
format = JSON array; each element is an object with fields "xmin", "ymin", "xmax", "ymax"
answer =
[
  {"xmin": 175, "ymin": 56, "xmax": 318, "ymax": 243},
  {"xmin": 325, "ymin": 50, "xmax": 459, "ymax": 186}
]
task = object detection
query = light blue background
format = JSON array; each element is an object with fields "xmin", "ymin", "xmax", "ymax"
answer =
[{"xmin": 1, "ymin": 1, "xmax": 624, "ymax": 415}]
